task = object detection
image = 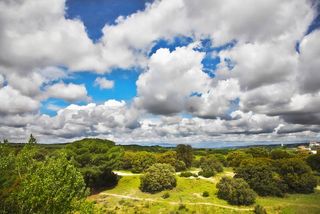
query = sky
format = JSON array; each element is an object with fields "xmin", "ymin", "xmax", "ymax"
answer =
[{"xmin": 0, "ymin": 0, "xmax": 320, "ymax": 146}]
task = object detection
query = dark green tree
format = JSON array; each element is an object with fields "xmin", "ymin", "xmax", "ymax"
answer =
[
  {"xmin": 306, "ymin": 153, "xmax": 320, "ymax": 172},
  {"xmin": 277, "ymin": 158, "xmax": 317, "ymax": 193},
  {"xmin": 176, "ymin": 144, "xmax": 193, "ymax": 168},
  {"xmin": 28, "ymin": 134, "xmax": 37, "ymax": 144},
  {"xmin": 235, "ymin": 158, "xmax": 286, "ymax": 196},
  {"xmin": 65, "ymin": 138, "xmax": 123, "ymax": 190}
]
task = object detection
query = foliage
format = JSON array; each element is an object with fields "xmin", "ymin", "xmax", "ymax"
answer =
[
  {"xmin": 180, "ymin": 171, "xmax": 194, "ymax": 177},
  {"xmin": 270, "ymin": 149, "xmax": 293, "ymax": 159},
  {"xmin": 227, "ymin": 151, "xmax": 252, "ymax": 167},
  {"xmin": 306, "ymin": 153, "xmax": 320, "ymax": 172},
  {"xmin": 202, "ymin": 191, "xmax": 209, "ymax": 197},
  {"xmin": 162, "ymin": 192, "xmax": 170, "ymax": 199},
  {"xmin": 235, "ymin": 158, "xmax": 286, "ymax": 197},
  {"xmin": 213, "ymin": 154, "xmax": 228, "ymax": 166},
  {"xmin": 216, "ymin": 176, "xmax": 256, "ymax": 206},
  {"xmin": 277, "ymin": 158, "xmax": 317, "ymax": 194},
  {"xmin": 131, "ymin": 151, "xmax": 157, "ymax": 173},
  {"xmin": 140, "ymin": 163, "xmax": 176, "ymax": 193},
  {"xmin": 174, "ymin": 160, "xmax": 187, "ymax": 172},
  {"xmin": 0, "ymin": 140, "xmax": 89, "ymax": 214},
  {"xmin": 245, "ymin": 147, "xmax": 269, "ymax": 158},
  {"xmin": 9, "ymin": 153, "xmax": 87, "ymax": 214},
  {"xmin": 254, "ymin": 205, "xmax": 267, "ymax": 214},
  {"xmin": 198, "ymin": 155, "xmax": 223, "ymax": 177},
  {"xmin": 176, "ymin": 144, "xmax": 193, "ymax": 168},
  {"xmin": 65, "ymin": 138, "xmax": 123, "ymax": 190}
]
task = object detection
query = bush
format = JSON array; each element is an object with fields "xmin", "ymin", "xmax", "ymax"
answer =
[
  {"xmin": 254, "ymin": 204, "xmax": 267, "ymax": 214},
  {"xmin": 175, "ymin": 160, "xmax": 187, "ymax": 172},
  {"xmin": 162, "ymin": 192, "xmax": 170, "ymax": 199},
  {"xmin": 202, "ymin": 191, "xmax": 209, "ymax": 197},
  {"xmin": 199, "ymin": 155, "xmax": 223, "ymax": 177},
  {"xmin": 198, "ymin": 170, "xmax": 215, "ymax": 178},
  {"xmin": 180, "ymin": 171, "xmax": 193, "ymax": 177},
  {"xmin": 140, "ymin": 163, "xmax": 177, "ymax": 193},
  {"xmin": 217, "ymin": 177, "xmax": 256, "ymax": 205}
]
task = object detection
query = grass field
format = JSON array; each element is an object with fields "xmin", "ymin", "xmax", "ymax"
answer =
[{"xmin": 89, "ymin": 169, "xmax": 320, "ymax": 214}]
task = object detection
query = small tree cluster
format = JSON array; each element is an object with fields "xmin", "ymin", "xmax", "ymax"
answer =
[{"xmin": 216, "ymin": 176, "xmax": 256, "ymax": 205}]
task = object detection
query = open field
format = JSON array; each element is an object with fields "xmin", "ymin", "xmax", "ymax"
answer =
[{"xmin": 89, "ymin": 169, "xmax": 320, "ymax": 214}]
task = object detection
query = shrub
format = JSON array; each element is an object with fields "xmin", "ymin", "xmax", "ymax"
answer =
[
  {"xmin": 217, "ymin": 177, "xmax": 256, "ymax": 205},
  {"xmin": 140, "ymin": 163, "xmax": 177, "ymax": 193},
  {"xmin": 199, "ymin": 155, "xmax": 223, "ymax": 178},
  {"xmin": 254, "ymin": 204, "xmax": 267, "ymax": 214},
  {"xmin": 175, "ymin": 160, "xmax": 187, "ymax": 172},
  {"xmin": 202, "ymin": 191, "xmax": 209, "ymax": 197},
  {"xmin": 180, "ymin": 171, "xmax": 193, "ymax": 177},
  {"xmin": 162, "ymin": 192, "xmax": 170, "ymax": 199},
  {"xmin": 198, "ymin": 170, "xmax": 215, "ymax": 178}
]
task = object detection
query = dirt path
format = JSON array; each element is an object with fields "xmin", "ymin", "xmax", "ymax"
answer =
[{"xmin": 99, "ymin": 193, "xmax": 254, "ymax": 211}]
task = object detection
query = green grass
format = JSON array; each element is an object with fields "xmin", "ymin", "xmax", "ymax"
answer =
[{"xmin": 90, "ymin": 169, "xmax": 320, "ymax": 214}]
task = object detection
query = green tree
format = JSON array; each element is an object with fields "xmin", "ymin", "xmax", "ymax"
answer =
[
  {"xmin": 9, "ymin": 153, "xmax": 88, "ymax": 214},
  {"xmin": 28, "ymin": 134, "xmax": 37, "ymax": 144},
  {"xmin": 245, "ymin": 147, "xmax": 269, "ymax": 158},
  {"xmin": 65, "ymin": 138, "xmax": 123, "ymax": 190},
  {"xmin": 140, "ymin": 163, "xmax": 176, "ymax": 193},
  {"xmin": 235, "ymin": 158, "xmax": 286, "ymax": 196},
  {"xmin": 176, "ymin": 144, "xmax": 193, "ymax": 168},
  {"xmin": 306, "ymin": 153, "xmax": 320, "ymax": 172},
  {"xmin": 216, "ymin": 176, "xmax": 256, "ymax": 206},
  {"xmin": 227, "ymin": 151, "xmax": 252, "ymax": 167},
  {"xmin": 131, "ymin": 151, "xmax": 157, "ymax": 173},
  {"xmin": 198, "ymin": 155, "xmax": 223, "ymax": 178},
  {"xmin": 270, "ymin": 149, "xmax": 293, "ymax": 159},
  {"xmin": 277, "ymin": 158, "xmax": 317, "ymax": 193}
]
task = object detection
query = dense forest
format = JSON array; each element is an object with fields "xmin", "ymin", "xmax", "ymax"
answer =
[{"xmin": 0, "ymin": 136, "xmax": 319, "ymax": 213}]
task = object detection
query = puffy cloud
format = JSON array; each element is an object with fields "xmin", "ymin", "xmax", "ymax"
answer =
[
  {"xmin": 135, "ymin": 44, "xmax": 210, "ymax": 115},
  {"xmin": 0, "ymin": 86, "xmax": 39, "ymax": 115},
  {"xmin": 44, "ymin": 82, "xmax": 90, "ymax": 102},
  {"xmin": 94, "ymin": 77, "xmax": 114, "ymax": 89},
  {"xmin": 29, "ymin": 100, "xmax": 140, "ymax": 139}
]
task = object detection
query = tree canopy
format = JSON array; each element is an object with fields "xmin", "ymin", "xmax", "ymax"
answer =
[
  {"xmin": 65, "ymin": 138, "xmax": 123, "ymax": 189},
  {"xmin": 140, "ymin": 163, "xmax": 177, "ymax": 193}
]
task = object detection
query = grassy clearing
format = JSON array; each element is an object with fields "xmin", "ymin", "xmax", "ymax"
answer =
[{"xmin": 90, "ymin": 169, "xmax": 320, "ymax": 214}]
